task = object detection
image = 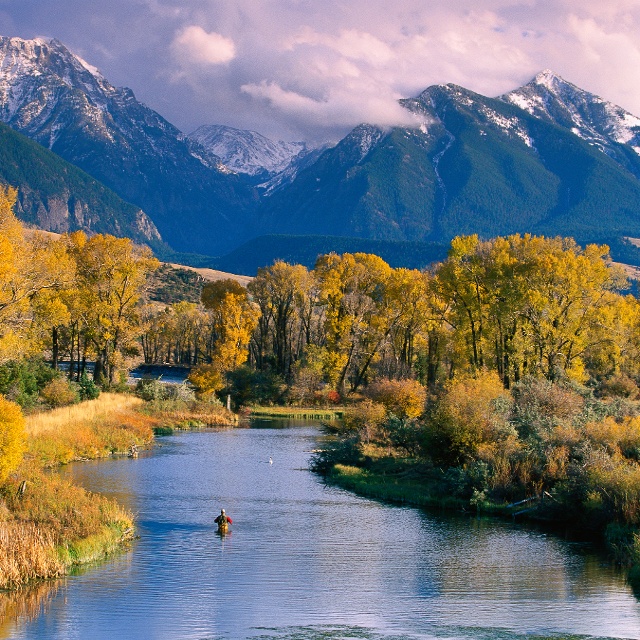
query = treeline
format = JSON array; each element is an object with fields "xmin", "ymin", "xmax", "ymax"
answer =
[
  {"xmin": 141, "ymin": 234, "xmax": 639, "ymax": 403},
  {"xmin": 2, "ymin": 176, "xmax": 639, "ymax": 403},
  {"xmin": 0, "ymin": 186, "xmax": 158, "ymax": 395}
]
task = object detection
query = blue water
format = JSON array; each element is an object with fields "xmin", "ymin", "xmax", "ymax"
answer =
[{"xmin": 3, "ymin": 421, "xmax": 640, "ymax": 639}]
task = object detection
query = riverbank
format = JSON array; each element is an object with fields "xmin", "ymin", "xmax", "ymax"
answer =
[
  {"xmin": 323, "ymin": 454, "xmax": 640, "ymax": 593},
  {"xmin": 247, "ymin": 406, "xmax": 344, "ymax": 420},
  {"xmin": 0, "ymin": 391, "xmax": 237, "ymax": 590}
]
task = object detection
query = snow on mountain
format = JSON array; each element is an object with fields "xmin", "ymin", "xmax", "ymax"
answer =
[
  {"xmin": 0, "ymin": 36, "xmax": 226, "ymax": 168},
  {"xmin": 501, "ymin": 70, "xmax": 640, "ymax": 156},
  {"xmin": 189, "ymin": 124, "xmax": 308, "ymax": 177},
  {"xmin": 0, "ymin": 36, "xmax": 256, "ymax": 255}
]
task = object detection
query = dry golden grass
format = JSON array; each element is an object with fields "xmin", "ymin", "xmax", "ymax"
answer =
[
  {"xmin": 25, "ymin": 393, "xmax": 144, "ymax": 436},
  {"xmin": 0, "ymin": 522, "xmax": 63, "ymax": 589},
  {"xmin": 23, "ymin": 394, "xmax": 157, "ymax": 467},
  {"xmin": 166, "ymin": 262, "xmax": 252, "ymax": 286},
  {"xmin": 0, "ymin": 467, "xmax": 135, "ymax": 589}
]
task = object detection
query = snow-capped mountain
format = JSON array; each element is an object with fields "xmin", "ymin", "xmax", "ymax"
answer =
[
  {"xmin": 502, "ymin": 70, "xmax": 640, "ymax": 174},
  {"xmin": 189, "ymin": 125, "xmax": 308, "ymax": 179},
  {"xmin": 257, "ymin": 77, "xmax": 640, "ymax": 246},
  {"xmin": 0, "ymin": 37, "xmax": 256, "ymax": 255},
  {"xmin": 4, "ymin": 38, "xmax": 640, "ymax": 265}
]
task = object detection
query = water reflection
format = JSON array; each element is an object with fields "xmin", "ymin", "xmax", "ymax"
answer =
[
  {"xmin": 5, "ymin": 422, "xmax": 640, "ymax": 639},
  {"xmin": 0, "ymin": 580, "xmax": 61, "ymax": 639}
]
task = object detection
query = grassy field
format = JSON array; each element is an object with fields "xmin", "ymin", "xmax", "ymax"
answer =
[
  {"xmin": 0, "ymin": 393, "xmax": 155, "ymax": 589},
  {"xmin": 25, "ymin": 393, "xmax": 157, "ymax": 467}
]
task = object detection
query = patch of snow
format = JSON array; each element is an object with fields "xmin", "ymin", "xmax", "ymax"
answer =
[
  {"xmin": 73, "ymin": 54, "xmax": 103, "ymax": 80},
  {"xmin": 480, "ymin": 106, "xmax": 534, "ymax": 147},
  {"xmin": 190, "ymin": 124, "xmax": 310, "ymax": 176}
]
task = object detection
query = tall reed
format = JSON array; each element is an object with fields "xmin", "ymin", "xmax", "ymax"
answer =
[{"xmin": 0, "ymin": 522, "xmax": 64, "ymax": 589}]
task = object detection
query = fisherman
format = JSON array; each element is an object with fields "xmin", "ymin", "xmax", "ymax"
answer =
[{"xmin": 214, "ymin": 508, "xmax": 232, "ymax": 527}]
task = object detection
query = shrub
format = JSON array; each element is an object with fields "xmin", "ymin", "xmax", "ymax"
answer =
[
  {"xmin": 309, "ymin": 436, "xmax": 363, "ymax": 475},
  {"xmin": 0, "ymin": 359, "xmax": 57, "ymax": 408},
  {"xmin": 0, "ymin": 396, "xmax": 26, "ymax": 482},
  {"xmin": 365, "ymin": 378, "xmax": 427, "ymax": 419},
  {"xmin": 187, "ymin": 364, "xmax": 224, "ymax": 397},
  {"xmin": 136, "ymin": 378, "xmax": 169, "ymax": 402},
  {"xmin": 226, "ymin": 365, "xmax": 286, "ymax": 406},
  {"xmin": 511, "ymin": 376, "xmax": 585, "ymax": 439},
  {"xmin": 166, "ymin": 381, "xmax": 196, "ymax": 403},
  {"xmin": 424, "ymin": 371, "xmax": 512, "ymax": 466},
  {"xmin": 596, "ymin": 374, "xmax": 639, "ymax": 400},
  {"xmin": 78, "ymin": 373, "xmax": 100, "ymax": 401},
  {"xmin": 40, "ymin": 378, "xmax": 80, "ymax": 408},
  {"xmin": 342, "ymin": 400, "xmax": 387, "ymax": 442}
]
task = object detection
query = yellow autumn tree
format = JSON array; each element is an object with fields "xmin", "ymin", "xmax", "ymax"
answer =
[
  {"xmin": 66, "ymin": 232, "xmax": 159, "ymax": 384},
  {"xmin": 314, "ymin": 252, "xmax": 395, "ymax": 392},
  {"xmin": 0, "ymin": 396, "xmax": 25, "ymax": 483},
  {"xmin": 192, "ymin": 279, "xmax": 260, "ymax": 395},
  {"xmin": 0, "ymin": 186, "xmax": 75, "ymax": 362}
]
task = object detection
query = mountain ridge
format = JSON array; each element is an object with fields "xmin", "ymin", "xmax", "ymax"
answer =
[
  {"xmin": 0, "ymin": 36, "xmax": 257, "ymax": 255},
  {"xmin": 2, "ymin": 35, "xmax": 640, "ymax": 267}
]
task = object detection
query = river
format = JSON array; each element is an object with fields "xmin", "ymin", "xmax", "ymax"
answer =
[{"xmin": 2, "ymin": 419, "xmax": 640, "ymax": 640}]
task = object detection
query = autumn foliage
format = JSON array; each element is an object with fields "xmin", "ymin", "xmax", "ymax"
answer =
[{"xmin": 0, "ymin": 396, "xmax": 25, "ymax": 483}]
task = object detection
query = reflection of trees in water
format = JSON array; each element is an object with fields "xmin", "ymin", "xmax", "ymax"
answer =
[{"xmin": 0, "ymin": 580, "xmax": 61, "ymax": 639}]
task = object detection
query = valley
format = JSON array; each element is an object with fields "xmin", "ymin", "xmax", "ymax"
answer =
[{"xmin": 3, "ymin": 28, "xmax": 640, "ymax": 640}]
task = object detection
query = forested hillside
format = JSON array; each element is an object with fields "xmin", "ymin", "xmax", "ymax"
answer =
[{"xmin": 0, "ymin": 122, "xmax": 161, "ymax": 245}]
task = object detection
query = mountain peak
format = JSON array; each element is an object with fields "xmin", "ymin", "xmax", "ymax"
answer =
[
  {"xmin": 189, "ymin": 124, "xmax": 309, "ymax": 179},
  {"xmin": 531, "ymin": 69, "xmax": 566, "ymax": 89},
  {"xmin": 0, "ymin": 35, "xmax": 105, "ymax": 85},
  {"xmin": 501, "ymin": 69, "xmax": 640, "ymax": 159}
]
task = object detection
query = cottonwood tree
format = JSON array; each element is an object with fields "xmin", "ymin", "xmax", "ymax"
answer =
[
  {"xmin": 248, "ymin": 261, "xmax": 314, "ymax": 377},
  {"xmin": 66, "ymin": 232, "xmax": 159, "ymax": 385},
  {"xmin": 190, "ymin": 279, "xmax": 260, "ymax": 394},
  {"xmin": 0, "ymin": 187, "xmax": 74, "ymax": 362}
]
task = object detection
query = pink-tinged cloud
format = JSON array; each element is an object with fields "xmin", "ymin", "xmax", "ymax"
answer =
[
  {"xmin": 172, "ymin": 25, "xmax": 235, "ymax": 65},
  {"xmin": 9, "ymin": 0, "xmax": 640, "ymax": 141}
]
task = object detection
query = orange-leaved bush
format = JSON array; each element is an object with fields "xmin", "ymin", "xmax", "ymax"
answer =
[{"xmin": 365, "ymin": 378, "xmax": 426, "ymax": 419}]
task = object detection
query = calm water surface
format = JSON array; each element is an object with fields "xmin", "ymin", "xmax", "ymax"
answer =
[{"xmin": 3, "ymin": 419, "xmax": 640, "ymax": 640}]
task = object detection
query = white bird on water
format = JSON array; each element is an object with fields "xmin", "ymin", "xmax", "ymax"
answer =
[{"xmin": 269, "ymin": 457, "xmax": 273, "ymax": 464}]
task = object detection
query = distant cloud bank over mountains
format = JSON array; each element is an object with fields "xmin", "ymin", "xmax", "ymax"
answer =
[{"xmin": 2, "ymin": 35, "xmax": 640, "ymax": 273}]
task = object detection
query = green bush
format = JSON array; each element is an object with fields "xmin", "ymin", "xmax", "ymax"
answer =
[
  {"xmin": 226, "ymin": 366, "xmax": 286, "ymax": 407},
  {"xmin": 0, "ymin": 359, "xmax": 57, "ymax": 408},
  {"xmin": 136, "ymin": 378, "xmax": 169, "ymax": 402},
  {"xmin": 78, "ymin": 373, "xmax": 100, "ymax": 401},
  {"xmin": 310, "ymin": 436, "xmax": 364, "ymax": 475}
]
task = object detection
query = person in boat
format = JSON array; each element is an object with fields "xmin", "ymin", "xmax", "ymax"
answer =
[{"xmin": 214, "ymin": 508, "xmax": 232, "ymax": 528}]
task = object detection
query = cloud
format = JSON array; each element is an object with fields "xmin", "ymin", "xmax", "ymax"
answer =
[
  {"xmin": 171, "ymin": 25, "xmax": 235, "ymax": 65},
  {"xmin": 241, "ymin": 79, "xmax": 419, "ymax": 131}
]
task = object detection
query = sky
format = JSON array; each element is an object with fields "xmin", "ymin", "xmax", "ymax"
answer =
[{"xmin": 2, "ymin": 0, "xmax": 640, "ymax": 144}]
